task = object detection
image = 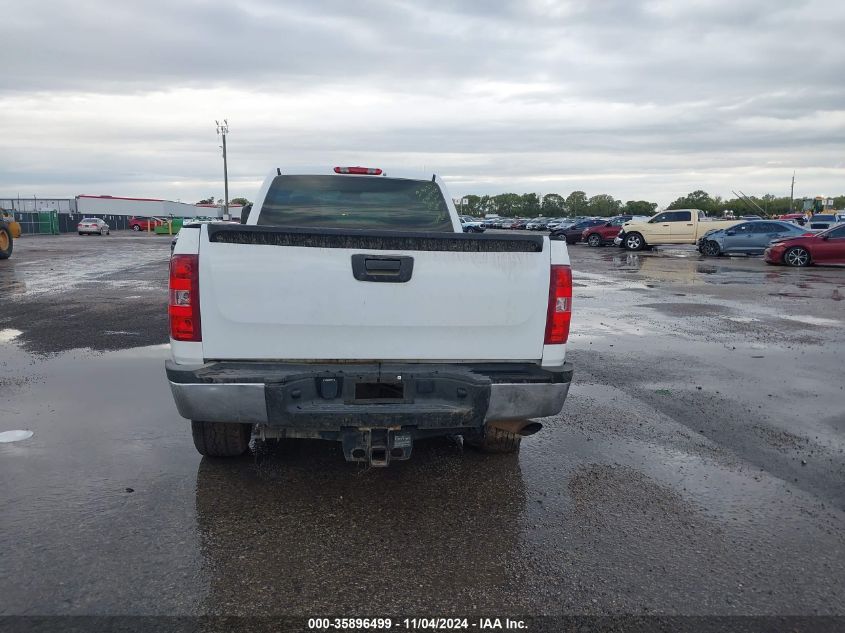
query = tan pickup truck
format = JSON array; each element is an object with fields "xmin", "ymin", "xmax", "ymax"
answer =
[{"xmin": 615, "ymin": 209, "xmax": 741, "ymax": 251}]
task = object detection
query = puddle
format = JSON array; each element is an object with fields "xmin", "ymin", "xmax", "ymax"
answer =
[
  {"xmin": 0, "ymin": 328, "xmax": 23, "ymax": 343},
  {"xmin": 785, "ymin": 315, "xmax": 843, "ymax": 326},
  {"xmin": 640, "ymin": 302, "xmax": 729, "ymax": 317},
  {"xmin": 0, "ymin": 430, "xmax": 34, "ymax": 443}
]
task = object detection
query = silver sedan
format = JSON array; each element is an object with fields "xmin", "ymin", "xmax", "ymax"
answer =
[{"xmin": 77, "ymin": 218, "xmax": 111, "ymax": 236}]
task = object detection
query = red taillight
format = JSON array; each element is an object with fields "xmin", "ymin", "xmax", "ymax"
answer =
[
  {"xmin": 169, "ymin": 254, "xmax": 201, "ymax": 342},
  {"xmin": 334, "ymin": 166, "xmax": 383, "ymax": 175},
  {"xmin": 544, "ymin": 265, "xmax": 572, "ymax": 345}
]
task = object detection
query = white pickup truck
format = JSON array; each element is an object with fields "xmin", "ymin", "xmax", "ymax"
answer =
[{"xmin": 166, "ymin": 167, "xmax": 573, "ymax": 466}]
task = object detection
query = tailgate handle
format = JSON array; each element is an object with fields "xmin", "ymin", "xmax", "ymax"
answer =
[{"xmin": 351, "ymin": 254, "xmax": 414, "ymax": 283}]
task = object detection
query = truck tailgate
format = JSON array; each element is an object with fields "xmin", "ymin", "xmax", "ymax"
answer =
[{"xmin": 198, "ymin": 225, "xmax": 550, "ymax": 362}]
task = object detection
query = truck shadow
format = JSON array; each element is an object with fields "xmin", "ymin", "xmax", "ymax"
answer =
[{"xmin": 193, "ymin": 438, "xmax": 528, "ymax": 614}]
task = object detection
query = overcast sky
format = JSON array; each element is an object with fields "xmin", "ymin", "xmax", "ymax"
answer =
[{"xmin": 2, "ymin": 0, "xmax": 843, "ymax": 206}]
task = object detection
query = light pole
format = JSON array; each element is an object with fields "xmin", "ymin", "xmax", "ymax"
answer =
[
  {"xmin": 790, "ymin": 171, "xmax": 795, "ymax": 213},
  {"xmin": 216, "ymin": 119, "xmax": 230, "ymax": 220}
]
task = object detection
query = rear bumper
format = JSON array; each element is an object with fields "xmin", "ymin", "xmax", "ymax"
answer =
[{"xmin": 166, "ymin": 360, "xmax": 573, "ymax": 429}]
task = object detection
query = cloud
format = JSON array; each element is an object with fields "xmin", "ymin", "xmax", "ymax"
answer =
[{"xmin": 2, "ymin": 0, "xmax": 843, "ymax": 203}]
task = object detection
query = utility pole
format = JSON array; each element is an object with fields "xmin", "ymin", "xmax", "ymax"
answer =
[
  {"xmin": 790, "ymin": 171, "xmax": 796, "ymax": 213},
  {"xmin": 216, "ymin": 119, "xmax": 230, "ymax": 220}
]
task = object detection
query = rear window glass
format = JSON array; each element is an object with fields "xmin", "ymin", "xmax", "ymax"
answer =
[{"xmin": 258, "ymin": 175, "xmax": 454, "ymax": 232}]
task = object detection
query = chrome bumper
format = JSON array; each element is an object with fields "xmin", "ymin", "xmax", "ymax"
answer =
[
  {"xmin": 168, "ymin": 380, "xmax": 572, "ymax": 424},
  {"xmin": 167, "ymin": 361, "xmax": 572, "ymax": 426}
]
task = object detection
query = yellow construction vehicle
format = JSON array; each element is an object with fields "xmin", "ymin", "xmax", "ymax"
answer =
[
  {"xmin": 802, "ymin": 196, "xmax": 834, "ymax": 216},
  {"xmin": 0, "ymin": 210, "xmax": 22, "ymax": 259}
]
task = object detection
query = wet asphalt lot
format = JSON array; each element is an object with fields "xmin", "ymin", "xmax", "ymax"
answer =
[{"xmin": 1, "ymin": 232, "xmax": 844, "ymax": 619}]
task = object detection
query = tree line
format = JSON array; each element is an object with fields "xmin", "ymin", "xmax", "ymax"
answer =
[
  {"xmin": 457, "ymin": 190, "xmax": 845, "ymax": 218},
  {"xmin": 196, "ymin": 196, "xmax": 252, "ymax": 206},
  {"xmin": 665, "ymin": 190, "xmax": 845, "ymax": 217}
]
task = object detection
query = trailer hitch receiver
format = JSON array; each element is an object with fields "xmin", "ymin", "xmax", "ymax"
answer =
[{"xmin": 342, "ymin": 428, "xmax": 413, "ymax": 466}]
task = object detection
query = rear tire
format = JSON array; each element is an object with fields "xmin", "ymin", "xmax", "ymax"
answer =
[
  {"xmin": 587, "ymin": 233, "xmax": 602, "ymax": 247},
  {"xmin": 132, "ymin": 224, "xmax": 140, "ymax": 231},
  {"xmin": 0, "ymin": 226, "xmax": 12, "ymax": 259},
  {"xmin": 464, "ymin": 424, "xmax": 522, "ymax": 454},
  {"xmin": 191, "ymin": 421, "xmax": 252, "ymax": 457}
]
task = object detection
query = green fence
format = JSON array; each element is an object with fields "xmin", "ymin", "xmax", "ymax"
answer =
[
  {"xmin": 38, "ymin": 211, "xmax": 60, "ymax": 234},
  {"xmin": 9, "ymin": 210, "xmax": 60, "ymax": 234}
]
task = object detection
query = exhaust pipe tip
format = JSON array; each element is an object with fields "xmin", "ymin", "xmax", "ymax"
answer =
[
  {"xmin": 489, "ymin": 420, "xmax": 544, "ymax": 437},
  {"xmin": 519, "ymin": 422, "xmax": 543, "ymax": 436}
]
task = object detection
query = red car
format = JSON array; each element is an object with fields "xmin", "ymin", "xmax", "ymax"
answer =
[
  {"xmin": 129, "ymin": 216, "xmax": 164, "ymax": 231},
  {"xmin": 777, "ymin": 213, "xmax": 807, "ymax": 225},
  {"xmin": 581, "ymin": 216, "xmax": 631, "ymax": 247},
  {"xmin": 764, "ymin": 224, "xmax": 845, "ymax": 267}
]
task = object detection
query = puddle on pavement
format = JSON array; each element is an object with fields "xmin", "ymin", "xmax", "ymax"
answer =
[
  {"xmin": 0, "ymin": 430, "xmax": 34, "ymax": 443},
  {"xmin": 0, "ymin": 249, "xmax": 165, "ymax": 298},
  {"xmin": 640, "ymin": 302, "xmax": 729, "ymax": 317},
  {"xmin": 0, "ymin": 328, "xmax": 23, "ymax": 343}
]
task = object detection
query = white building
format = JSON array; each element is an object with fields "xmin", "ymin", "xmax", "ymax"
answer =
[{"xmin": 76, "ymin": 195, "xmax": 244, "ymax": 219}]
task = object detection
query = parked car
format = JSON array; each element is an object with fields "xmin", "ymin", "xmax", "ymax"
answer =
[
  {"xmin": 546, "ymin": 218, "xmax": 571, "ymax": 231},
  {"xmin": 581, "ymin": 216, "xmax": 634, "ymax": 247},
  {"xmin": 0, "ymin": 211, "xmax": 22, "ymax": 259},
  {"xmin": 128, "ymin": 216, "xmax": 164, "ymax": 231},
  {"xmin": 805, "ymin": 214, "xmax": 845, "ymax": 231},
  {"xmin": 764, "ymin": 223, "xmax": 845, "ymax": 267},
  {"xmin": 526, "ymin": 219, "xmax": 548, "ymax": 230},
  {"xmin": 460, "ymin": 217, "xmax": 485, "ymax": 233},
  {"xmin": 698, "ymin": 221, "xmax": 811, "ymax": 257},
  {"xmin": 511, "ymin": 219, "xmax": 528, "ymax": 230},
  {"xmin": 551, "ymin": 218, "xmax": 606, "ymax": 244},
  {"xmin": 615, "ymin": 210, "xmax": 741, "ymax": 250},
  {"xmin": 166, "ymin": 166, "xmax": 573, "ymax": 465},
  {"xmin": 77, "ymin": 218, "xmax": 110, "ymax": 235},
  {"xmin": 777, "ymin": 213, "xmax": 807, "ymax": 226}
]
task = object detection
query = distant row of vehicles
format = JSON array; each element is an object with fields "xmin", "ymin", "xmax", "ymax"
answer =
[{"xmin": 465, "ymin": 209, "xmax": 845, "ymax": 268}]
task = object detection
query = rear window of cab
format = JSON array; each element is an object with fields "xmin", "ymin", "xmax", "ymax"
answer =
[{"xmin": 258, "ymin": 175, "xmax": 454, "ymax": 232}]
